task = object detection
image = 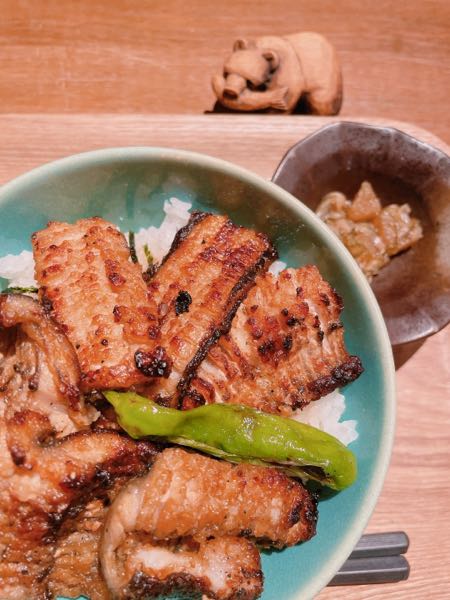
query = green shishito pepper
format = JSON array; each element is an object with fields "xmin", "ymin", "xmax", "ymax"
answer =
[{"xmin": 104, "ymin": 391, "xmax": 357, "ymax": 491}]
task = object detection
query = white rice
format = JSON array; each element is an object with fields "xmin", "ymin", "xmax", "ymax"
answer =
[
  {"xmin": 0, "ymin": 250, "xmax": 36, "ymax": 288},
  {"xmin": 134, "ymin": 197, "xmax": 192, "ymax": 266},
  {"xmin": 268, "ymin": 260, "xmax": 287, "ymax": 276},
  {"xmin": 293, "ymin": 390, "xmax": 358, "ymax": 445},
  {"xmin": 0, "ymin": 197, "xmax": 357, "ymax": 445}
]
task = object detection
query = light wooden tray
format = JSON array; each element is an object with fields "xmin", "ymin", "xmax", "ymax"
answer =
[{"xmin": 1, "ymin": 114, "xmax": 449, "ymax": 598}]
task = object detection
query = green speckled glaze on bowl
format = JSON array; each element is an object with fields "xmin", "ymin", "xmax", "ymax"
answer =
[{"xmin": 0, "ymin": 148, "xmax": 395, "ymax": 600}]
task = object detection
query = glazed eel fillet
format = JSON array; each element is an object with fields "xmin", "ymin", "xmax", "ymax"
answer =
[
  {"xmin": 32, "ymin": 217, "xmax": 170, "ymax": 390},
  {"xmin": 188, "ymin": 265, "xmax": 363, "ymax": 415},
  {"xmin": 142, "ymin": 211, "xmax": 275, "ymax": 406},
  {"xmin": 0, "ymin": 294, "xmax": 158, "ymax": 600},
  {"xmin": 45, "ymin": 483, "xmax": 122, "ymax": 600},
  {"xmin": 101, "ymin": 448, "xmax": 317, "ymax": 599}
]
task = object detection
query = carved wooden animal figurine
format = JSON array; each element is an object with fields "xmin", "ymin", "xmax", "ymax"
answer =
[{"xmin": 212, "ymin": 33, "xmax": 342, "ymax": 115}]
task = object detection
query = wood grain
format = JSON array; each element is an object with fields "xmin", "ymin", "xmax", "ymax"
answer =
[
  {"xmin": 1, "ymin": 0, "xmax": 450, "ymax": 143},
  {"xmin": 0, "ymin": 113, "xmax": 447, "ymax": 185},
  {"xmin": 0, "ymin": 114, "xmax": 449, "ymax": 598}
]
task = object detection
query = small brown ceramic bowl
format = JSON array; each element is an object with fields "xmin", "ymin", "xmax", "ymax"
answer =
[{"xmin": 272, "ymin": 121, "xmax": 450, "ymax": 347}]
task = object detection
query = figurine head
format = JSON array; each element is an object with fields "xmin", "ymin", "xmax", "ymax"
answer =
[{"xmin": 221, "ymin": 38, "xmax": 279, "ymax": 100}]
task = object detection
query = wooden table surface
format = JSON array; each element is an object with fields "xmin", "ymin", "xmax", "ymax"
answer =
[
  {"xmin": 1, "ymin": 0, "xmax": 450, "ymax": 144},
  {"xmin": 1, "ymin": 113, "xmax": 449, "ymax": 599}
]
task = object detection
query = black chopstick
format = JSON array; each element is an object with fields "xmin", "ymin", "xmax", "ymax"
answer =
[{"xmin": 329, "ymin": 532, "xmax": 410, "ymax": 586}]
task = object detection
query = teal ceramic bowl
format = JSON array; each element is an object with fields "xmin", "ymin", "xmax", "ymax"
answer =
[{"xmin": 0, "ymin": 148, "xmax": 395, "ymax": 600}]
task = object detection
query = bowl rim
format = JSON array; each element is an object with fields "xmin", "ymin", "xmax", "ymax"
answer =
[
  {"xmin": 272, "ymin": 119, "xmax": 450, "ymax": 184},
  {"xmin": 271, "ymin": 120, "xmax": 450, "ymax": 347},
  {"xmin": 0, "ymin": 146, "xmax": 396, "ymax": 600}
]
